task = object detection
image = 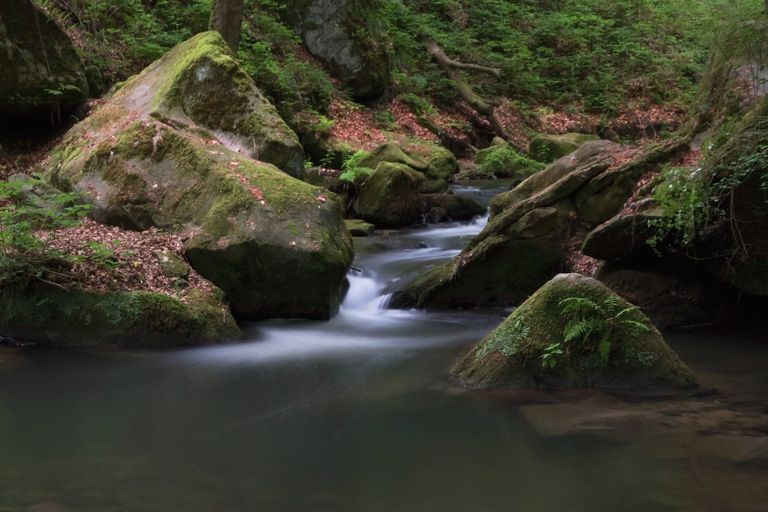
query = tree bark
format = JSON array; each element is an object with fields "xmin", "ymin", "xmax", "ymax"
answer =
[
  {"xmin": 210, "ymin": 0, "xmax": 245, "ymax": 53},
  {"xmin": 425, "ymin": 41, "xmax": 524, "ymax": 151}
]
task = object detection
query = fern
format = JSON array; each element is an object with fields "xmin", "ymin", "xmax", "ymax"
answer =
[{"xmin": 554, "ymin": 293, "xmax": 652, "ymax": 370}]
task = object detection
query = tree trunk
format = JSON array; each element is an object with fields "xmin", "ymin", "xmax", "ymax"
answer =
[
  {"xmin": 425, "ymin": 40, "xmax": 525, "ymax": 152},
  {"xmin": 209, "ymin": 0, "xmax": 245, "ymax": 53}
]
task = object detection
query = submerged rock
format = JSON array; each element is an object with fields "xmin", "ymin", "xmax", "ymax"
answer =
[
  {"xmin": 0, "ymin": 0, "xmax": 88, "ymax": 133},
  {"xmin": 451, "ymin": 273, "xmax": 697, "ymax": 392},
  {"xmin": 48, "ymin": 32, "xmax": 353, "ymax": 320},
  {"xmin": 0, "ymin": 283, "xmax": 240, "ymax": 349}
]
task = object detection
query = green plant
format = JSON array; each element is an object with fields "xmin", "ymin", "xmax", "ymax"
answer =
[
  {"xmin": 86, "ymin": 241, "xmax": 120, "ymax": 270},
  {"xmin": 0, "ymin": 177, "xmax": 91, "ymax": 285},
  {"xmin": 339, "ymin": 151, "xmax": 375, "ymax": 184},
  {"xmin": 543, "ymin": 295, "xmax": 650, "ymax": 370}
]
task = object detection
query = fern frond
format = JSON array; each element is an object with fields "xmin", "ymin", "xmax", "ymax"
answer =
[
  {"xmin": 563, "ymin": 318, "xmax": 600, "ymax": 343},
  {"xmin": 560, "ymin": 297, "xmax": 601, "ymax": 316},
  {"xmin": 598, "ymin": 337, "xmax": 612, "ymax": 364},
  {"xmin": 612, "ymin": 305, "xmax": 641, "ymax": 321},
  {"xmin": 620, "ymin": 319, "xmax": 651, "ymax": 333}
]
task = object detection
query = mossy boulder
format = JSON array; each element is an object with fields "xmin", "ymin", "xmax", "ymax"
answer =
[
  {"xmin": 0, "ymin": 283, "xmax": 240, "ymax": 349},
  {"xmin": 389, "ymin": 203, "xmax": 573, "ymax": 309},
  {"xmin": 490, "ymin": 140, "xmax": 619, "ymax": 216},
  {"xmin": 391, "ymin": 139, "xmax": 688, "ymax": 311},
  {"xmin": 423, "ymin": 193, "xmax": 486, "ymax": 222},
  {"xmin": 528, "ymin": 133, "xmax": 599, "ymax": 163},
  {"xmin": 106, "ymin": 31, "xmax": 303, "ymax": 177},
  {"xmin": 451, "ymin": 273, "xmax": 697, "ymax": 392},
  {"xmin": 0, "ymin": 0, "xmax": 88, "ymax": 132},
  {"xmin": 47, "ymin": 34, "xmax": 353, "ymax": 321},
  {"xmin": 358, "ymin": 142, "xmax": 429, "ymax": 174},
  {"xmin": 345, "ymin": 218, "xmax": 375, "ymax": 237},
  {"xmin": 353, "ymin": 162, "xmax": 425, "ymax": 228},
  {"xmin": 400, "ymin": 140, "xmax": 460, "ymax": 180},
  {"xmin": 473, "ymin": 143, "xmax": 544, "ymax": 181},
  {"xmin": 278, "ymin": 0, "xmax": 390, "ymax": 100}
]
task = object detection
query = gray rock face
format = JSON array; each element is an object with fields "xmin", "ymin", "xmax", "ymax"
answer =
[
  {"xmin": 0, "ymin": 0, "xmax": 88, "ymax": 129},
  {"xmin": 280, "ymin": 0, "xmax": 389, "ymax": 99}
]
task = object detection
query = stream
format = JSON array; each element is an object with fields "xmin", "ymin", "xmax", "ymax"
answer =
[{"xmin": 0, "ymin": 183, "xmax": 767, "ymax": 512}]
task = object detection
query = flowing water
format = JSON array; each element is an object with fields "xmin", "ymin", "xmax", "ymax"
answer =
[{"xmin": 1, "ymin": 183, "xmax": 767, "ymax": 512}]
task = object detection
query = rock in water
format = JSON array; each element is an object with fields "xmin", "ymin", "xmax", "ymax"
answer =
[
  {"xmin": 0, "ymin": 284, "xmax": 240, "ymax": 349},
  {"xmin": 451, "ymin": 274, "xmax": 697, "ymax": 392},
  {"xmin": 278, "ymin": 0, "xmax": 390, "ymax": 100},
  {"xmin": 0, "ymin": 0, "xmax": 88, "ymax": 133},
  {"xmin": 48, "ymin": 32, "xmax": 353, "ymax": 320},
  {"xmin": 353, "ymin": 162, "xmax": 425, "ymax": 228}
]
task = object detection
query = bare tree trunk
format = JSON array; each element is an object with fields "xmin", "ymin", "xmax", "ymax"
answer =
[
  {"xmin": 210, "ymin": 0, "xmax": 245, "ymax": 53},
  {"xmin": 425, "ymin": 40, "xmax": 525, "ymax": 152}
]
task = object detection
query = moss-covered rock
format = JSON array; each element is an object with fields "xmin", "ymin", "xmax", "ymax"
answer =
[
  {"xmin": 0, "ymin": 0, "xmax": 88, "ymax": 131},
  {"xmin": 358, "ymin": 142, "xmax": 429, "ymax": 174},
  {"xmin": 345, "ymin": 218, "xmax": 375, "ymax": 237},
  {"xmin": 0, "ymin": 283, "xmax": 240, "ymax": 349},
  {"xmin": 528, "ymin": 133, "xmax": 599, "ymax": 163},
  {"xmin": 391, "ymin": 139, "xmax": 688, "ymax": 311},
  {"xmin": 278, "ymin": 0, "xmax": 390, "ymax": 100},
  {"xmin": 389, "ymin": 204, "xmax": 573, "ymax": 309},
  {"xmin": 47, "ymin": 33, "xmax": 353, "ymax": 321},
  {"xmin": 353, "ymin": 162, "xmax": 425, "ymax": 228},
  {"xmin": 111, "ymin": 32, "xmax": 303, "ymax": 177},
  {"xmin": 400, "ymin": 140, "xmax": 460, "ymax": 180},
  {"xmin": 473, "ymin": 143, "xmax": 544, "ymax": 181},
  {"xmin": 490, "ymin": 140, "xmax": 619, "ymax": 216},
  {"xmin": 423, "ymin": 193, "xmax": 485, "ymax": 222},
  {"xmin": 451, "ymin": 273, "xmax": 697, "ymax": 392}
]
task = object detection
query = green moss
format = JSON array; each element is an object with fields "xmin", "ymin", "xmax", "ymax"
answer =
[
  {"xmin": 474, "ymin": 144, "xmax": 544, "ymax": 180},
  {"xmin": 452, "ymin": 274, "xmax": 697, "ymax": 391},
  {"xmin": 0, "ymin": 283, "xmax": 240, "ymax": 349},
  {"xmin": 353, "ymin": 162, "xmax": 425, "ymax": 228}
]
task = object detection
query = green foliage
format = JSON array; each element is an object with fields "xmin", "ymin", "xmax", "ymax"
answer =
[
  {"xmin": 85, "ymin": 241, "xmax": 120, "ymax": 270},
  {"xmin": 475, "ymin": 145, "xmax": 542, "ymax": 178},
  {"xmin": 381, "ymin": 0, "xmax": 726, "ymax": 114},
  {"xmin": 545, "ymin": 295, "xmax": 651, "ymax": 370},
  {"xmin": 339, "ymin": 151, "xmax": 375, "ymax": 184},
  {"xmin": 475, "ymin": 316, "xmax": 530, "ymax": 360},
  {"xmin": 0, "ymin": 177, "xmax": 91, "ymax": 285}
]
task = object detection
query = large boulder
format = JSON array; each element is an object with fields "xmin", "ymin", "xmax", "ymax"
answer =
[
  {"xmin": 47, "ymin": 33, "xmax": 353, "ymax": 320},
  {"xmin": 0, "ymin": 0, "xmax": 88, "ymax": 133},
  {"xmin": 390, "ymin": 139, "xmax": 688, "ymax": 311},
  {"xmin": 278, "ymin": 0, "xmax": 390, "ymax": 100},
  {"xmin": 0, "ymin": 283, "xmax": 240, "ymax": 349},
  {"xmin": 528, "ymin": 132, "xmax": 599, "ymax": 163},
  {"xmin": 113, "ymin": 31, "xmax": 303, "ymax": 178},
  {"xmin": 353, "ymin": 162, "xmax": 425, "ymax": 228},
  {"xmin": 451, "ymin": 273, "xmax": 697, "ymax": 392}
]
